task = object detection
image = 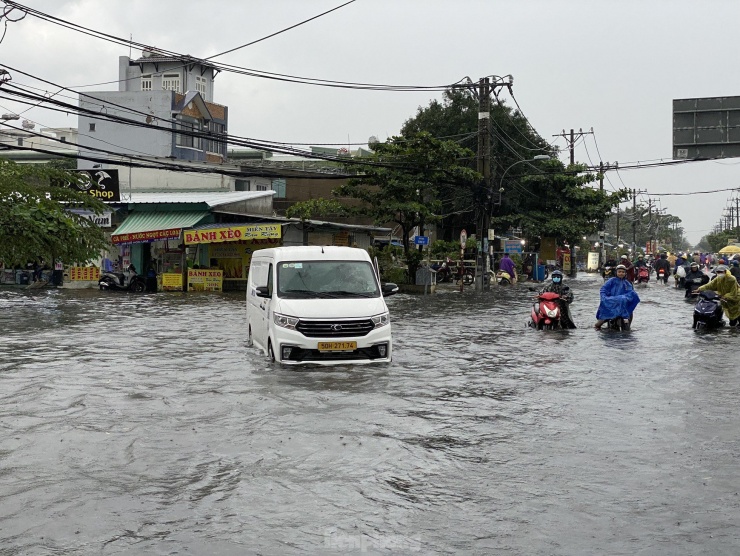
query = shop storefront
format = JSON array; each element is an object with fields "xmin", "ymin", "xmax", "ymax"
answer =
[{"xmin": 182, "ymin": 223, "xmax": 283, "ymax": 291}]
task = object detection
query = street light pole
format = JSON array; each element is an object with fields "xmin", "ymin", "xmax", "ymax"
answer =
[{"xmin": 496, "ymin": 155, "xmax": 550, "ymax": 280}]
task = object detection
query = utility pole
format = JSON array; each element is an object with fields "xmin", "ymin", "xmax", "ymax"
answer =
[
  {"xmin": 552, "ymin": 127, "xmax": 594, "ymax": 277},
  {"xmin": 632, "ymin": 189, "xmax": 637, "ymax": 256},
  {"xmin": 647, "ymin": 198, "xmax": 653, "ymax": 256},
  {"xmin": 464, "ymin": 75, "xmax": 511, "ymax": 291},
  {"xmin": 597, "ymin": 160, "xmax": 617, "ymax": 269},
  {"xmin": 736, "ymin": 197, "xmax": 739, "ymax": 229}
]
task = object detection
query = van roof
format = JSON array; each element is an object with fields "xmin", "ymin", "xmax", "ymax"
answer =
[{"xmin": 252, "ymin": 245, "xmax": 371, "ymax": 262}]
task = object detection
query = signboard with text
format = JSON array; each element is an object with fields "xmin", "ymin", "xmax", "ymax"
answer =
[
  {"xmin": 162, "ymin": 273, "xmax": 183, "ymax": 290},
  {"xmin": 187, "ymin": 269, "xmax": 223, "ymax": 292},
  {"xmin": 184, "ymin": 224, "xmax": 281, "ymax": 245},
  {"xmin": 503, "ymin": 240, "xmax": 523, "ymax": 254},
  {"xmin": 69, "ymin": 266, "xmax": 101, "ymax": 281},
  {"xmin": 65, "ymin": 169, "xmax": 120, "ymax": 202},
  {"xmin": 112, "ymin": 228, "xmax": 182, "ymax": 245}
]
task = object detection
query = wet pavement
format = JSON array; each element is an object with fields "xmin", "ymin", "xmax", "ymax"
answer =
[{"xmin": 1, "ymin": 274, "xmax": 739, "ymax": 555}]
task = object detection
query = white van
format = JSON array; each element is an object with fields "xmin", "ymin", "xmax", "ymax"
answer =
[{"xmin": 246, "ymin": 246, "xmax": 399, "ymax": 365}]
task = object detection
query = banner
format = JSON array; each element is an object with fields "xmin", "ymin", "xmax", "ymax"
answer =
[
  {"xmin": 69, "ymin": 266, "xmax": 101, "ymax": 281},
  {"xmin": 184, "ymin": 224, "xmax": 281, "ymax": 244},
  {"xmin": 112, "ymin": 228, "xmax": 182, "ymax": 245},
  {"xmin": 504, "ymin": 240, "xmax": 523, "ymax": 254},
  {"xmin": 64, "ymin": 169, "xmax": 120, "ymax": 202},
  {"xmin": 187, "ymin": 269, "xmax": 223, "ymax": 292}
]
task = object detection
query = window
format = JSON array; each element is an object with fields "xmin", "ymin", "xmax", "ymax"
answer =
[
  {"xmin": 89, "ymin": 123, "xmax": 96, "ymax": 132},
  {"xmin": 60, "ymin": 136, "xmax": 66, "ymax": 143},
  {"xmin": 204, "ymin": 121, "xmax": 226, "ymax": 155},
  {"xmin": 271, "ymin": 178, "xmax": 286, "ymax": 199},
  {"xmin": 162, "ymin": 73, "xmax": 181, "ymax": 93},
  {"xmin": 235, "ymin": 179, "xmax": 249, "ymax": 191},
  {"xmin": 195, "ymin": 75, "xmax": 207, "ymax": 96},
  {"xmin": 175, "ymin": 115, "xmax": 201, "ymax": 149},
  {"xmin": 16, "ymin": 138, "xmax": 22, "ymax": 146},
  {"xmin": 256, "ymin": 183, "xmax": 268, "ymax": 191},
  {"xmin": 141, "ymin": 74, "xmax": 152, "ymax": 91}
]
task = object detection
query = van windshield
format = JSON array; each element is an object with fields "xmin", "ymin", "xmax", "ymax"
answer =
[{"xmin": 277, "ymin": 260, "xmax": 380, "ymax": 298}]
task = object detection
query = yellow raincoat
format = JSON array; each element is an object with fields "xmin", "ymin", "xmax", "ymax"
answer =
[{"xmin": 698, "ymin": 272, "xmax": 740, "ymax": 320}]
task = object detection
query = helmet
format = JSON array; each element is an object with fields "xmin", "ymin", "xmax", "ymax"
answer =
[
  {"xmin": 719, "ymin": 259, "xmax": 726, "ymax": 264},
  {"xmin": 638, "ymin": 254, "xmax": 644, "ymax": 259},
  {"xmin": 690, "ymin": 262, "xmax": 699, "ymax": 269},
  {"xmin": 620, "ymin": 254, "xmax": 628, "ymax": 259},
  {"xmin": 715, "ymin": 264, "xmax": 729, "ymax": 273},
  {"xmin": 733, "ymin": 260, "xmax": 740, "ymax": 267},
  {"xmin": 551, "ymin": 270, "xmax": 563, "ymax": 282},
  {"xmin": 615, "ymin": 264, "xmax": 627, "ymax": 271}
]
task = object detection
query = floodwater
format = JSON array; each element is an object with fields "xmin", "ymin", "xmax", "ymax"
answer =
[{"xmin": 1, "ymin": 274, "xmax": 739, "ymax": 555}]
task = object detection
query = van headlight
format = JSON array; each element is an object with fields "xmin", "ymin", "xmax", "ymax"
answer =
[
  {"xmin": 274, "ymin": 312, "xmax": 299, "ymax": 330},
  {"xmin": 371, "ymin": 312, "xmax": 390, "ymax": 328}
]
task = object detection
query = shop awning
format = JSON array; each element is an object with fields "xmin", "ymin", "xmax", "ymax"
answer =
[{"xmin": 111, "ymin": 211, "xmax": 209, "ymax": 245}]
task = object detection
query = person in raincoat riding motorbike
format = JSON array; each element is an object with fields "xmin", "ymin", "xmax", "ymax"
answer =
[
  {"xmin": 697, "ymin": 264, "xmax": 740, "ymax": 326},
  {"xmin": 594, "ymin": 264, "xmax": 641, "ymax": 329},
  {"xmin": 539, "ymin": 270, "xmax": 576, "ymax": 329}
]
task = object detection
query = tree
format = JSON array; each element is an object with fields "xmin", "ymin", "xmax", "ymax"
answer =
[
  {"xmin": 0, "ymin": 159, "xmax": 110, "ymax": 267},
  {"xmin": 287, "ymin": 133, "xmax": 480, "ymax": 282},
  {"xmin": 602, "ymin": 204, "xmax": 690, "ymax": 252},
  {"xmin": 494, "ymin": 160, "xmax": 629, "ymax": 251},
  {"xmin": 401, "ymin": 87, "xmax": 557, "ymax": 240}
]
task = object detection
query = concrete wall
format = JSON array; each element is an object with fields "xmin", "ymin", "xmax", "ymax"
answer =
[
  {"xmin": 110, "ymin": 165, "xmax": 235, "ymax": 195},
  {"xmin": 119, "ymin": 56, "xmax": 216, "ymax": 102},
  {"xmin": 78, "ymin": 90, "xmax": 175, "ymax": 168}
]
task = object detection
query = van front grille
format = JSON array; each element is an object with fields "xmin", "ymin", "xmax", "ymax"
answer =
[{"xmin": 296, "ymin": 319, "xmax": 374, "ymax": 338}]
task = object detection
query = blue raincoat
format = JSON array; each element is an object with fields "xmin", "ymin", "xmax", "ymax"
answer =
[{"xmin": 596, "ymin": 277, "xmax": 641, "ymax": 320}]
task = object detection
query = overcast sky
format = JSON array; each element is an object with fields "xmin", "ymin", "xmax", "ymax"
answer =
[{"xmin": 2, "ymin": 0, "xmax": 739, "ymax": 244}]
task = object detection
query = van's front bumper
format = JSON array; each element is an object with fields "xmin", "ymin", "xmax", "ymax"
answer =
[{"xmin": 271, "ymin": 326, "xmax": 392, "ymax": 365}]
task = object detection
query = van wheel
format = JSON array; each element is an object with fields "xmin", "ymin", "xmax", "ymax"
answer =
[
  {"xmin": 247, "ymin": 325, "xmax": 253, "ymax": 347},
  {"xmin": 267, "ymin": 339, "xmax": 275, "ymax": 361}
]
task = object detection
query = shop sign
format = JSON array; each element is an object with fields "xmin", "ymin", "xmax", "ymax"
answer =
[
  {"xmin": 69, "ymin": 266, "xmax": 101, "ymax": 281},
  {"xmin": 162, "ymin": 273, "xmax": 183, "ymax": 289},
  {"xmin": 504, "ymin": 240, "xmax": 523, "ymax": 254},
  {"xmin": 112, "ymin": 228, "xmax": 182, "ymax": 245},
  {"xmin": 333, "ymin": 230, "xmax": 350, "ymax": 246},
  {"xmin": 70, "ymin": 210, "xmax": 112, "ymax": 227},
  {"xmin": 63, "ymin": 169, "xmax": 120, "ymax": 202},
  {"xmin": 184, "ymin": 224, "xmax": 281, "ymax": 244},
  {"xmin": 187, "ymin": 269, "xmax": 223, "ymax": 292}
]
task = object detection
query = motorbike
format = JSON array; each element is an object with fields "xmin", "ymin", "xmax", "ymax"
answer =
[
  {"xmin": 99, "ymin": 265, "xmax": 146, "ymax": 292},
  {"xmin": 529, "ymin": 289, "xmax": 572, "ymax": 330},
  {"xmin": 496, "ymin": 270, "xmax": 512, "ymax": 286},
  {"xmin": 684, "ymin": 275, "xmax": 709, "ymax": 299},
  {"xmin": 692, "ymin": 290, "xmax": 724, "ymax": 329},
  {"xmin": 656, "ymin": 267, "xmax": 669, "ymax": 284},
  {"xmin": 602, "ymin": 265, "xmax": 613, "ymax": 281},
  {"xmin": 607, "ymin": 316, "xmax": 631, "ymax": 331},
  {"xmin": 432, "ymin": 258, "xmax": 454, "ymax": 283},
  {"xmin": 635, "ymin": 266, "xmax": 650, "ymax": 285}
]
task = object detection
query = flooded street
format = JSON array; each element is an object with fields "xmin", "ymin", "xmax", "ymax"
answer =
[{"xmin": 2, "ymin": 274, "xmax": 740, "ymax": 555}]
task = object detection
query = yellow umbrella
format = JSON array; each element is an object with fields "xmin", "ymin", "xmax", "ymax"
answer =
[{"xmin": 719, "ymin": 244, "xmax": 740, "ymax": 254}]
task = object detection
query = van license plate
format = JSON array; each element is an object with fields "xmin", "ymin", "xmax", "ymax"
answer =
[{"xmin": 318, "ymin": 341, "xmax": 357, "ymax": 352}]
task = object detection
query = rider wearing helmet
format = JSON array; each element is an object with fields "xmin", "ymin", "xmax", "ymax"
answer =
[
  {"xmin": 698, "ymin": 264, "xmax": 740, "ymax": 326},
  {"xmin": 684, "ymin": 261, "xmax": 708, "ymax": 297},
  {"xmin": 633, "ymin": 254, "xmax": 647, "ymax": 268},
  {"xmin": 594, "ymin": 264, "xmax": 641, "ymax": 329},
  {"xmin": 730, "ymin": 259, "xmax": 740, "ymax": 283},
  {"xmin": 540, "ymin": 270, "xmax": 576, "ymax": 328},
  {"xmin": 619, "ymin": 254, "xmax": 635, "ymax": 282},
  {"xmin": 653, "ymin": 253, "xmax": 671, "ymax": 284}
]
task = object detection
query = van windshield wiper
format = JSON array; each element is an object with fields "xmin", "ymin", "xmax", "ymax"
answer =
[
  {"xmin": 282, "ymin": 289, "xmax": 336, "ymax": 298},
  {"xmin": 328, "ymin": 290, "xmax": 377, "ymax": 298}
]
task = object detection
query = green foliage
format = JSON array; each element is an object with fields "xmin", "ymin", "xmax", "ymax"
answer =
[
  {"xmin": 704, "ymin": 228, "xmax": 740, "ymax": 253},
  {"xmin": 383, "ymin": 266, "xmax": 408, "ymax": 285},
  {"xmin": 0, "ymin": 159, "xmax": 110, "ymax": 266},
  {"xmin": 285, "ymin": 198, "xmax": 346, "ymax": 221},
  {"xmin": 335, "ymin": 132, "xmax": 480, "ymax": 278},
  {"xmin": 494, "ymin": 160, "xmax": 629, "ymax": 244}
]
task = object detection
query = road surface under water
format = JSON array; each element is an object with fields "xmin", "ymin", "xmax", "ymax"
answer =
[{"xmin": 1, "ymin": 274, "xmax": 739, "ymax": 555}]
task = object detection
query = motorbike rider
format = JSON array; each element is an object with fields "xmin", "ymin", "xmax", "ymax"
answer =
[
  {"xmin": 594, "ymin": 264, "xmax": 641, "ymax": 330},
  {"xmin": 619, "ymin": 254, "xmax": 635, "ymax": 282},
  {"xmin": 539, "ymin": 270, "xmax": 576, "ymax": 329},
  {"xmin": 653, "ymin": 253, "xmax": 671, "ymax": 284},
  {"xmin": 684, "ymin": 262, "xmax": 708, "ymax": 297},
  {"xmin": 730, "ymin": 260, "xmax": 740, "ymax": 284},
  {"xmin": 697, "ymin": 264, "xmax": 740, "ymax": 326},
  {"xmin": 601, "ymin": 255, "xmax": 617, "ymax": 281},
  {"xmin": 498, "ymin": 253, "xmax": 517, "ymax": 282},
  {"xmin": 633, "ymin": 254, "xmax": 647, "ymax": 268}
]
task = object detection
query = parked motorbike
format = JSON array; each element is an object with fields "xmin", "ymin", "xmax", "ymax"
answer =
[
  {"xmin": 692, "ymin": 290, "xmax": 724, "ymax": 329},
  {"xmin": 529, "ymin": 289, "xmax": 572, "ymax": 330},
  {"xmin": 496, "ymin": 270, "xmax": 512, "ymax": 286},
  {"xmin": 432, "ymin": 258, "xmax": 454, "ymax": 283},
  {"xmin": 635, "ymin": 266, "xmax": 650, "ymax": 285},
  {"xmin": 99, "ymin": 264, "xmax": 146, "ymax": 292}
]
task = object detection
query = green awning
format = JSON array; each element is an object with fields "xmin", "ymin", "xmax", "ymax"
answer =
[{"xmin": 111, "ymin": 211, "xmax": 209, "ymax": 245}]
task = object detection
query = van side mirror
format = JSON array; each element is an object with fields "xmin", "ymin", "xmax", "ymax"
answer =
[
  {"xmin": 255, "ymin": 286, "xmax": 271, "ymax": 298},
  {"xmin": 381, "ymin": 282, "xmax": 399, "ymax": 296}
]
